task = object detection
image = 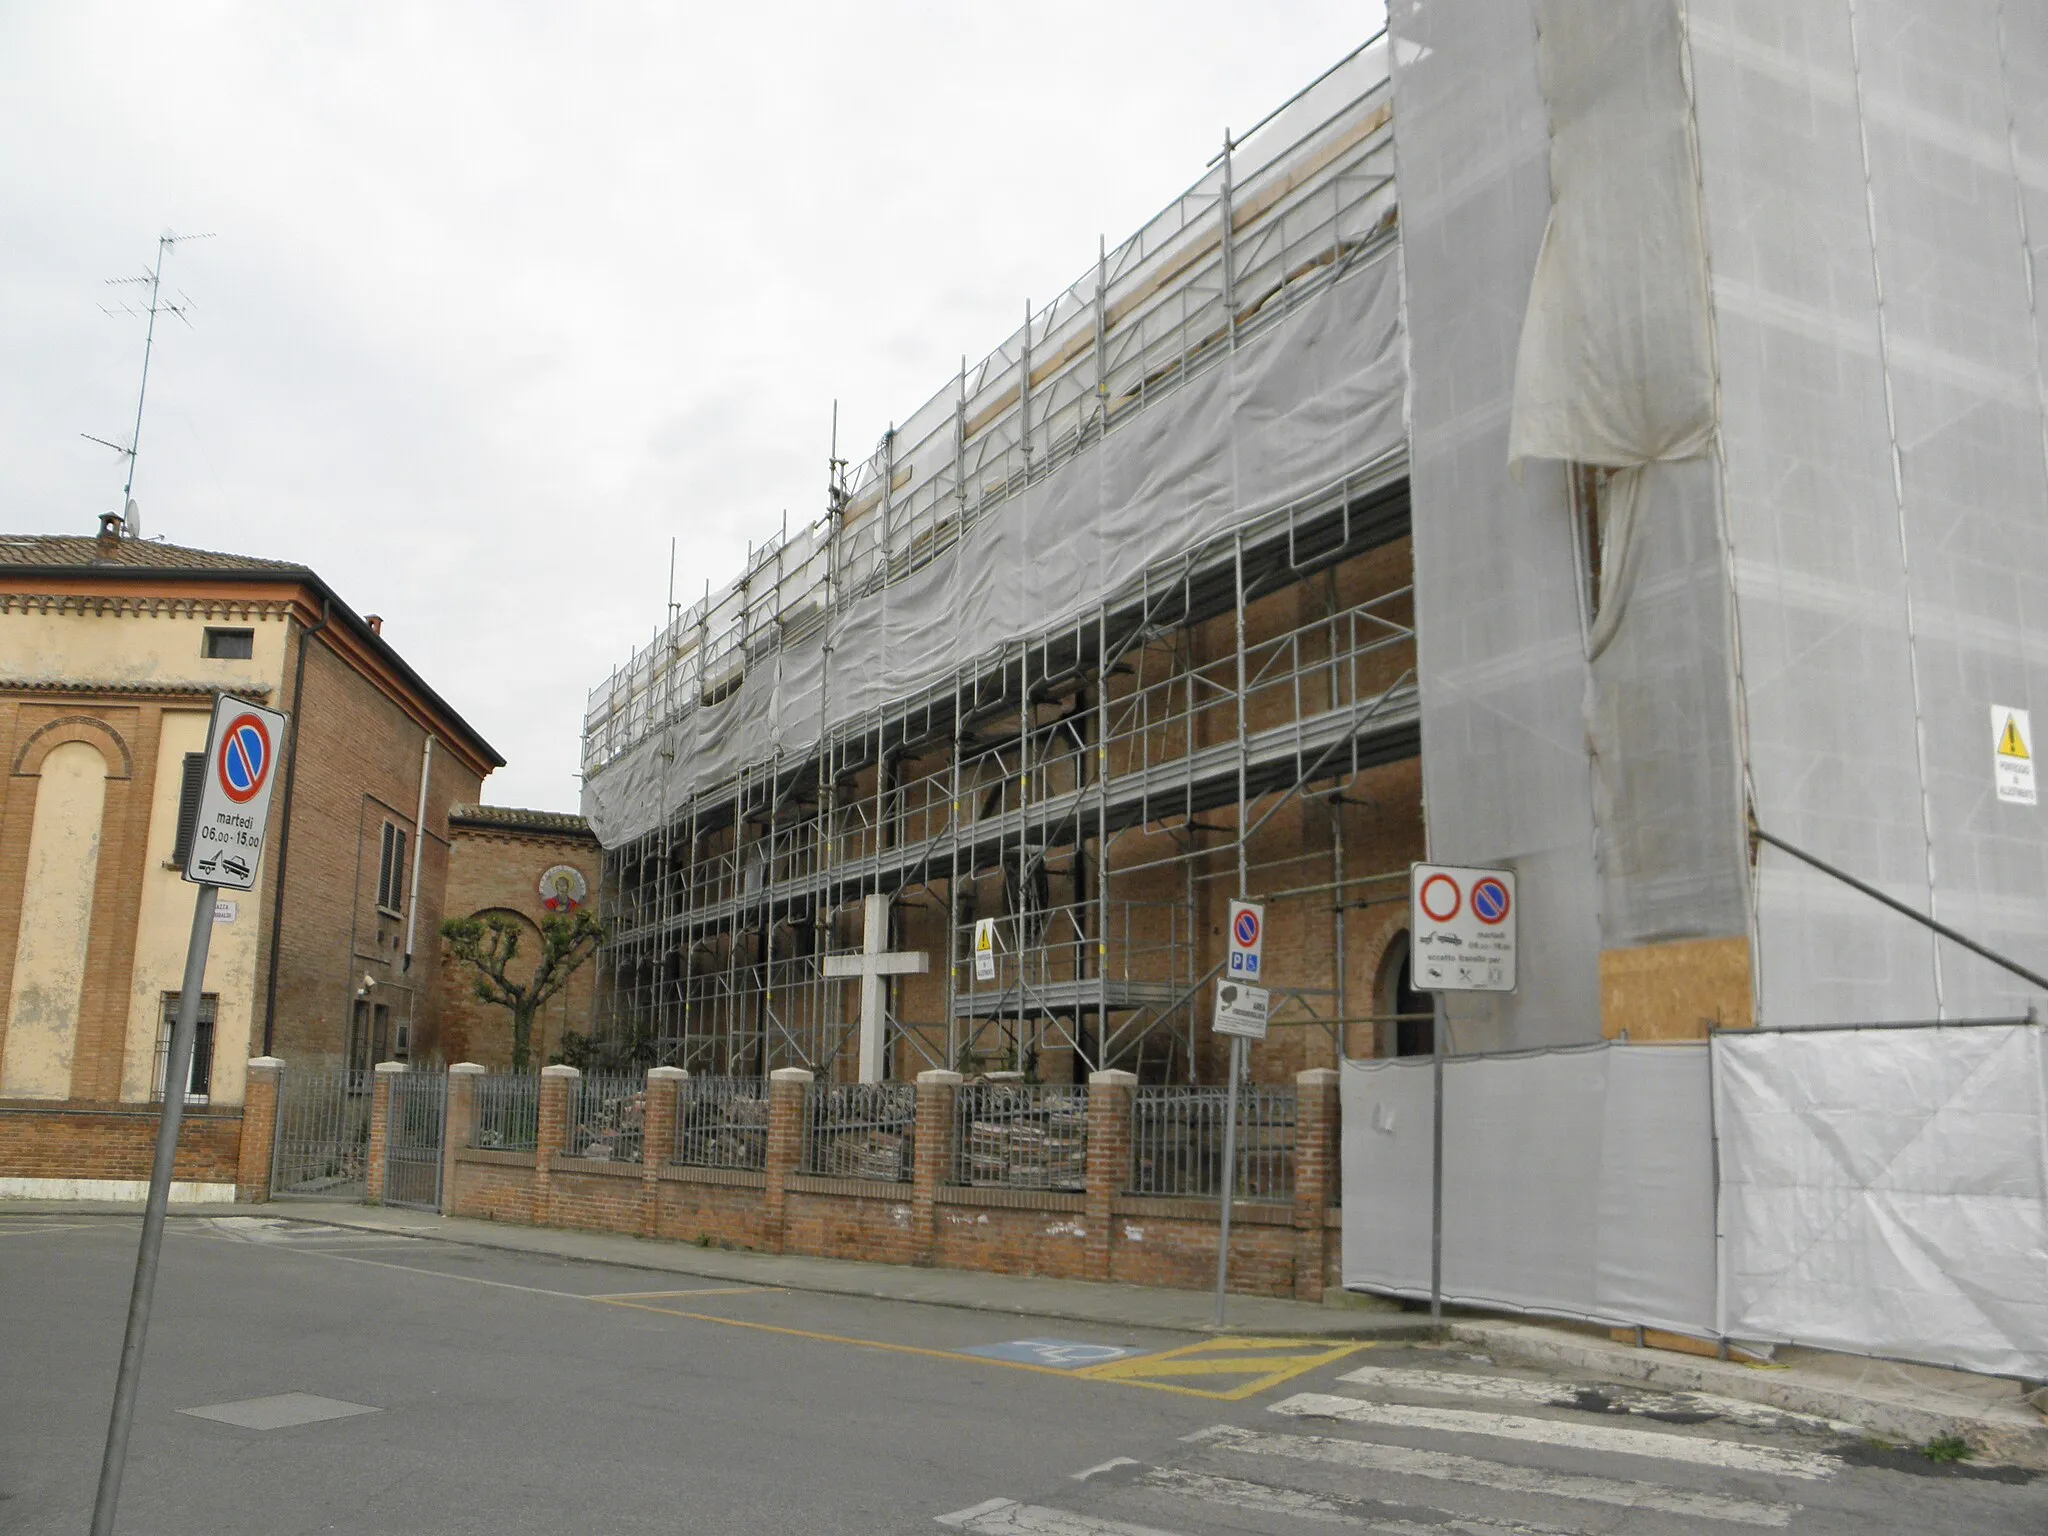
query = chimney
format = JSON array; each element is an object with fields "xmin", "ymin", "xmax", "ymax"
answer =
[
  {"xmin": 364, "ymin": 614, "xmax": 384, "ymax": 636},
  {"xmin": 97, "ymin": 511, "xmax": 124, "ymax": 550}
]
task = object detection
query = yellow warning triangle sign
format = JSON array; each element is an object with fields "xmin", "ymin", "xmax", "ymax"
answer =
[{"xmin": 2000, "ymin": 714, "xmax": 2030, "ymax": 760}]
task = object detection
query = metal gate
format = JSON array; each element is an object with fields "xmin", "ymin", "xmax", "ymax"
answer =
[
  {"xmin": 273, "ymin": 1067, "xmax": 371, "ymax": 1199},
  {"xmin": 383, "ymin": 1070, "xmax": 447, "ymax": 1211}
]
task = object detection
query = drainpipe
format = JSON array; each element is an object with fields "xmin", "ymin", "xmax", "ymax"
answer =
[
  {"xmin": 261, "ymin": 600, "xmax": 330, "ymax": 1056},
  {"xmin": 402, "ymin": 735, "xmax": 435, "ymax": 971}
]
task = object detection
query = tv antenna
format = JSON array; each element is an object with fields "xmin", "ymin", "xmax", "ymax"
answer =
[{"xmin": 81, "ymin": 230, "xmax": 214, "ymax": 537}]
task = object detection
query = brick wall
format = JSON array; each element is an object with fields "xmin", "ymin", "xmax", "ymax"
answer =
[
  {"xmin": 431, "ymin": 1063, "xmax": 1341, "ymax": 1301},
  {"xmin": 0, "ymin": 1101, "xmax": 243, "ymax": 1186},
  {"xmin": 267, "ymin": 632, "xmax": 486, "ymax": 1069},
  {"xmin": 425, "ymin": 819, "xmax": 599, "ymax": 1069}
]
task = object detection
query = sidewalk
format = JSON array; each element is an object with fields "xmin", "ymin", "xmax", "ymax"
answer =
[
  {"xmin": 1450, "ymin": 1318, "xmax": 2048, "ymax": 1468},
  {"xmin": 14, "ymin": 1196, "xmax": 2046, "ymax": 1464}
]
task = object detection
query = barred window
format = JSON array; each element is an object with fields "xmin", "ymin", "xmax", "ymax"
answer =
[{"xmin": 152, "ymin": 993, "xmax": 218, "ymax": 1104}]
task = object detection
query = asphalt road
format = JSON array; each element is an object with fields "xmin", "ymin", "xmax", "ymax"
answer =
[{"xmin": 3, "ymin": 1212, "xmax": 2042, "ymax": 1535}]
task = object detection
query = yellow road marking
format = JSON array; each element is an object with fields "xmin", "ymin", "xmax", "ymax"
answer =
[
  {"xmin": 590, "ymin": 1286, "xmax": 782, "ymax": 1300},
  {"xmin": 1081, "ymin": 1338, "xmax": 1374, "ymax": 1400},
  {"xmin": 1101, "ymin": 1354, "xmax": 1330, "ymax": 1378}
]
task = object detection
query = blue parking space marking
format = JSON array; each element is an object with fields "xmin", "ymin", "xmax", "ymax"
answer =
[{"xmin": 962, "ymin": 1338, "xmax": 1138, "ymax": 1370}]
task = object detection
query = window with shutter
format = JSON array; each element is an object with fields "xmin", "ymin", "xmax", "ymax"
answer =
[
  {"xmin": 170, "ymin": 752, "xmax": 206, "ymax": 866},
  {"xmin": 376, "ymin": 823, "xmax": 407, "ymax": 913}
]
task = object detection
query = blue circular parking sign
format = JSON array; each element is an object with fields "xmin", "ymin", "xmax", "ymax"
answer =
[
  {"xmin": 1471, "ymin": 876, "xmax": 1510, "ymax": 925},
  {"xmin": 217, "ymin": 714, "xmax": 272, "ymax": 804}
]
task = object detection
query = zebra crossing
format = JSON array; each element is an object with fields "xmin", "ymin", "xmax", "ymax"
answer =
[{"xmin": 933, "ymin": 1354, "xmax": 1866, "ymax": 1534}]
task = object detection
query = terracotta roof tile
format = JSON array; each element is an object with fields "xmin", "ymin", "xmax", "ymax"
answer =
[
  {"xmin": 0, "ymin": 534, "xmax": 307, "ymax": 573},
  {"xmin": 448, "ymin": 804, "xmax": 593, "ymax": 836}
]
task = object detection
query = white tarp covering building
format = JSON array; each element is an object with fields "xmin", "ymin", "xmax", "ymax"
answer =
[{"xmin": 1343, "ymin": 1024, "xmax": 2048, "ymax": 1379}]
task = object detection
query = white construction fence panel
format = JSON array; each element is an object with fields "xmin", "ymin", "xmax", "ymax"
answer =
[
  {"xmin": 1715, "ymin": 1024, "xmax": 2048, "ymax": 1380},
  {"xmin": 1341, "ymin": 1043, "xmax": 1715, "ymax": 1336}
]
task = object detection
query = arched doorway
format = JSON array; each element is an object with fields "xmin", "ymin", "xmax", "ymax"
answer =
[{"xmin": 1374, "ymin": 933, "xmax": 1433, "ymax": 1057}]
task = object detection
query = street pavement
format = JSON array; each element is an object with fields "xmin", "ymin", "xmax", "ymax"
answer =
[{"xmin": 4, "ymin": 1211, "xmax": 2043, "ymax": 1534}]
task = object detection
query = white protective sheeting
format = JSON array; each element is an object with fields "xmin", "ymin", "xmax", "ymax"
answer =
[
  {"xmin": 1504, "ymin": 0, "xmax": 1746, "ymax": 949},
  {"xmin": 1341, "ymin": 1043, "xmax": 1716, "ymax": 1336},
  {"xmin": 1716, "ymin": 1024, "xmax": 2048, "ymax": 1379},
  {"xmin": 583, "ymin": 253, "xmax": 1406, "ymax": 847},
  {"xmin": 1687, "ymin": 2, "xmax": 2048, "ymax": 1022},
  {"xmin": 1387, "ymin": 0, "xmax": 1604, "ymax": 1049},
  {"xmin": 1508, "ymin": 0, "xmax": 1715, "ymax": 471}
]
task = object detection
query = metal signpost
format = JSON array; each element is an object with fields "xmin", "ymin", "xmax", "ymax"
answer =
[
  {"xmin": 1212, "ymin": 900, "xmax": 1266, "ymax": 1325},
  {"xmin": 92, "ymin": 693, "xmax": 286, "ymax": 1536},
  {"xmin": 1408, "ymin": 863, "xmax": 1517, "ymax": 1339}
]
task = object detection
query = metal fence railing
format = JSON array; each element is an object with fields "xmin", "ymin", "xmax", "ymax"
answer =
[
  {"xmin": 565, "ymin": 1073, "xmax": 645, "ymax": 1163},
  {"xmin": 802, "ymin": 1083, "xmax": 915, "ymax": 1182},
  {"xmin": 1128, "ymin": 1086, "xmax": 1295, "ymax": 1201},
  {"xmin": 273, "ymin": 1066, "xmax": 370, "ymax": 1196},
  {"xmin": 673, "ymin": 1077, "xmax": 768, "ymax": 1170},
  {"xmin": 953, "ymin": 1083, "xmax": 1088, "ymax": 1191},
  {"xmin": 469, "ymin": 1073, "xmax": 539, "ymax": 1152}
]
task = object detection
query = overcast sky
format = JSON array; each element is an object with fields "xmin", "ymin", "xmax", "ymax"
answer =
[{"xmin": 2, "ymin": 2, "xmax": 1385, "ymax": 813}]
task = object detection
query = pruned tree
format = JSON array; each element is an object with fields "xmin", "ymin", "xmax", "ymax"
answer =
[{"xmin": 440, "ymin": 908, "xmax": 604, "ymax": 1071}]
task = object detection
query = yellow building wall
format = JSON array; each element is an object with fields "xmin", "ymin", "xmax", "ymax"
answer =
[
  {"xmin": 4, "ymin": 607, "xmax": 288, "ymax": 690},
  {"xmin": 1, "ymin": 742, "xmax": 109, "ymax": 1097},
  {"xmin": 1, "ymin": 605, "xmax": 288, "ymax": 1106},
  {"xmin": 117, "ymin": 708, "xmax": 266, "ymax": 1105}
]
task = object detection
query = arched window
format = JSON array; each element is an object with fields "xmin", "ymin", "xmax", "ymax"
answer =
[{"xmin": 1373, "ymin": 933, "xmax": 1434, "ymax": 1058}]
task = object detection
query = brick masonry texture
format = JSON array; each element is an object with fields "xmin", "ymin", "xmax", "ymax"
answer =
[
  {"xmin": 424, "ymin": 818, "xmax": 599, "ymax": 1069},
  {"xmin": 0, "ymin": 1102, "xmax": 242, "ymax": 1185},
  {"xmin": 419, "ymin": 1064, "xmax": 1342, "ymax": 1301},
  {"xmin": 268, "ymin": 634, "xmax": 485, "ymax": 1070}
]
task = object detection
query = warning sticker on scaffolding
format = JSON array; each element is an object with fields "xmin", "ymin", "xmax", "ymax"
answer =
[
  {"xmin": 974, "ymin": 918, "xmax": 997, "ymax": 981},
  {"xmin": 1994, "ymin": 705, "xmax": 2035, "ymax": 806},
  {"xmin": 1212, "ymin": 980, "xmax": 1270, "ymax": 1040}
]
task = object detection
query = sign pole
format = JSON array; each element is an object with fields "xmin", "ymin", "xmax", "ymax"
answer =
[
  {"xmin": 91, "ymin": 881, "xmax": 219, "ymax": 1536},
  {"xmin": 1429, "ymin": 990, "xmax": 1446, "ymax": 1341},
  {"xmin": 1213, "ymin": 1033, "xmax": 1244, "ymax": 1327}
]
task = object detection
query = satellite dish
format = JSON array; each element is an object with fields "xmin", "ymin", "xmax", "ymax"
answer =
[{"xmin": 124, "ymin": 499, "xmax": 141, "ymax": 539}]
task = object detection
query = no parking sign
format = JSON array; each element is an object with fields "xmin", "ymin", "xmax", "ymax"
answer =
[
  {"xmin": 1226, "ymin": 899, "xmax": 1264, "ymax": 979},
  {"xmin": 1409, "ymin": 862, "xmax": 1516, "ymax": 993},
  {"xmin": 183, "ymin": 693, "xmax": 289, "ymax": 892}
]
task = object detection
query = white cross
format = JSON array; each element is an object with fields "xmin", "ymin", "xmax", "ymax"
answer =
[{"xmin": 822, "ymin": 893, "xmax": 928, "ymax": 1083}]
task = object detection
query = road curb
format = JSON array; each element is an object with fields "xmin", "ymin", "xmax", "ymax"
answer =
[{"xmin": 1450, "ymin": 1321, "xmax": 2048, "ymax": 1469}]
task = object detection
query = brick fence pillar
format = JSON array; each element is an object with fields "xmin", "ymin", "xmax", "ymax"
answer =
[
  {"xmin": 364, "ymin": 1060, "xmax": 405, "ymax": 1206},
  {"xmin": 536, "ymin": 1064, "xmax": 578, "ymax": 1227},
  {"xmin": 913, "ymin": 1070, "xmax": 961, "ymax": 1266},
  {"xmin": 1085, "ymin": 1069, "xmax": 1137, "ymax": 1281},
  {"xmin": 444, "ymin": 1063, "xmax": 484, "ymax": 1218},
  {"xmin": 1293, "ymin": 1067, "xmax": 1340, "ymax": 1301},
  {"xmin": 642, "ymin": 1066, "xmax": 687, "ymax": 1238},
  {"xmin": 236, "ymin": 1056, "xmax": 284, "ymax": 1203},
  {"xmin": 763, "ymin": 1067, "xmax": 811, "ymax": 1255}
]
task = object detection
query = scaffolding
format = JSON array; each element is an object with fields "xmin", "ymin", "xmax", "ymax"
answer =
[{"xmin": 584, "ymin": 33, "xmax": 1417, "ymax": 1082}]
